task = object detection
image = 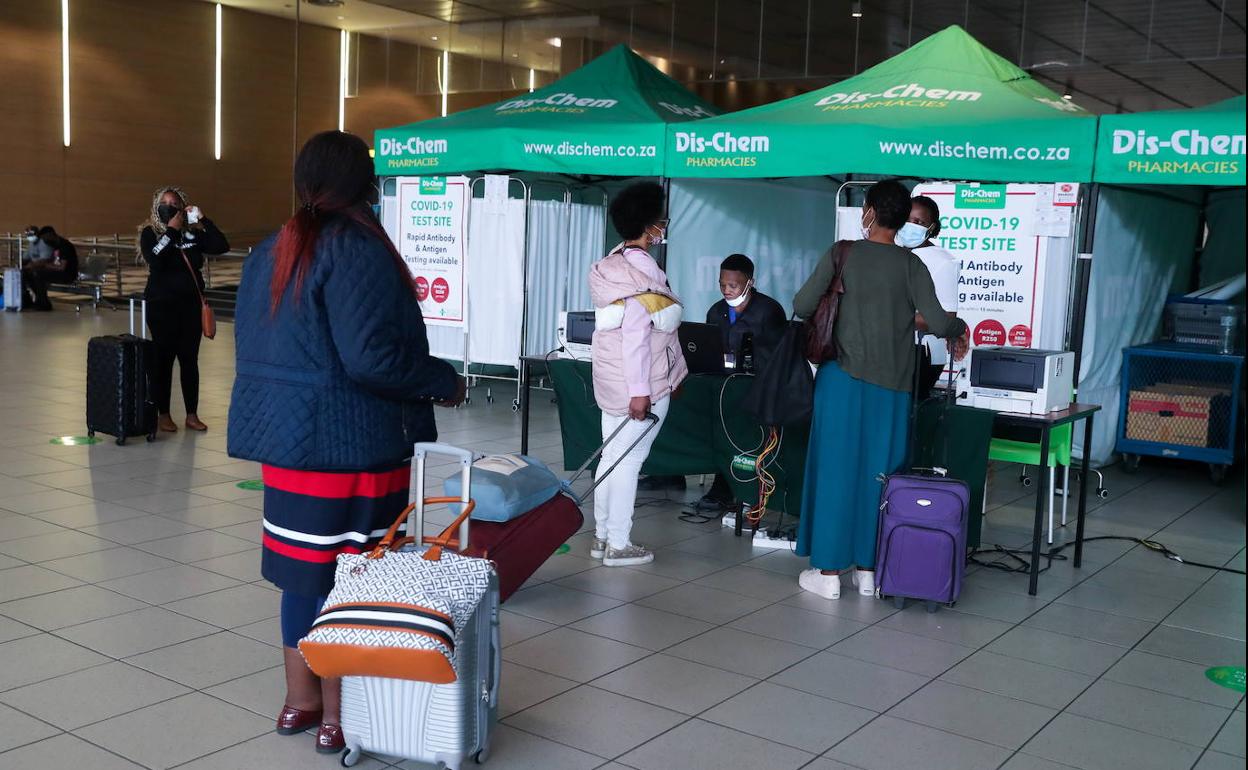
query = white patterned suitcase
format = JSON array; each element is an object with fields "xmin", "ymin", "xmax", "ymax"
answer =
[
  {"xmin": 340, "ymin": 443, "xmax": 500, "ymax": 769},
  {"xmin": 3, "ymin": 267, "xmax": 23, "ymax": 311}
]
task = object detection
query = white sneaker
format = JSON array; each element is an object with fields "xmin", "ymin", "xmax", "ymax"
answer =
[
  {"xmin": 603, "ymin": 543, "xmax": 654, "ymax": 567},
  {"xmin": 798, "ymin": 568, "xmax": 841, "ymax": 600},
  {"xmin": 850, "ymin": 569, "xmax": 875, "ymax": 597},
  {"xmin": 589, "ymin": 537, "xmax": 607, "ymax": 560}
]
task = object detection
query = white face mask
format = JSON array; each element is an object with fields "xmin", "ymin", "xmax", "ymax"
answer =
[
  {"xmin": 725, "ymin": 284, "xmax": 752, "ymax": 308},
  {"xmin": 648, "ymin": 224, "xmax": 667, "ymax": 246},
  {"xmin": 896, "ymin": 222, "xmax": 929, "ymax": 249},
  {"xmin": 860, "ymin": 211, "xmax": 876, "ymax": 240},
  {"xmin": 26, "ymin": 236, "xmax": 38, "ymax": 243}
]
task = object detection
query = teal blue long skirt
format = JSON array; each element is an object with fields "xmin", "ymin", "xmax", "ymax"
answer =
[{"xmin": 796, "ymin": 361, "xmax": 910, "ymax": 571}]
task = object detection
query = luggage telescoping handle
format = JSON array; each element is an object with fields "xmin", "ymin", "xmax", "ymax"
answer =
[
  {"xmin": 409, "ymin": 443, "xmax": 476, "ymax": 556},
  {"xmin": 563, "ymin": 412, "xmax": 660, "ymax": 506},
  {"xmin": 128, "ymin": 298, "xmax": 147, "ymax": 340}
]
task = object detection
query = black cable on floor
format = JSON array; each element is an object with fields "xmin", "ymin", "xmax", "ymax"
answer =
[{"xmin": 970, "ymin": 535, "xmax": 1247, "ymax": 576}]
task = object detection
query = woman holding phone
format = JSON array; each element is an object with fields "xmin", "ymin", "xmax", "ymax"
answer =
[{"xmin": 139, "ymin": 187, "xmax": 229, "ymax": 433}]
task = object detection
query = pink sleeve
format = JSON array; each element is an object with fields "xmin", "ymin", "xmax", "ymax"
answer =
[{"xmin": 620, "ymin": 296, "xmax": 652, "ymax": 398}]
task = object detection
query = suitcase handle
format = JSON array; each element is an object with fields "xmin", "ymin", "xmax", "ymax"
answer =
[
  {"xmin": 409, "ymin": 443, "xmax": 477, "ymax": 556},
  {"xmin": 563, "ymin": 412, "xmax": 660, "ymax": 505},
  {"xmin": 128, "ymin": 298, "xmax": 147, "ymax": 339},
  {"xmin": 371, "ymin": 498, "xmax": 476, "ymax": 562}
]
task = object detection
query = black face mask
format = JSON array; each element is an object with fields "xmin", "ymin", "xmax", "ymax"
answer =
[{"xmin": 157, "ymin": 203, "xmax": 181, "ymax": 224}]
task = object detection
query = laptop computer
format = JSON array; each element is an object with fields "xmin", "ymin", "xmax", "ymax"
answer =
[{"xmin": 678, "ymin": 322, "xmax": 727, "ymax": 375}]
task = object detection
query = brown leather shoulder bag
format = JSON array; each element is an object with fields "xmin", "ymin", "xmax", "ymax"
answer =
[{"xmin": 803, "ymin": 240, "xmax": 852, "ymax": 364}]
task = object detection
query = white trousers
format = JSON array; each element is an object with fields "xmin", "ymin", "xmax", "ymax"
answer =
[{"xmin": 593, "ymin": 397, "xmax": 670, "ymax": 549}]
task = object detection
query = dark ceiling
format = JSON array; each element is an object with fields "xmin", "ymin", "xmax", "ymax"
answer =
[{"xmin": 367, "ymin": 0, "xmax": 1247, "ymax": 112}]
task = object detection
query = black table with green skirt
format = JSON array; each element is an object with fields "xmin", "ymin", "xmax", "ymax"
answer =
[{"xmin": 532, "ymin": 357, "xmax": 996, "ymax": 548}]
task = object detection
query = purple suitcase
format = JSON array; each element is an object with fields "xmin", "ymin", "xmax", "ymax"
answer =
[{"xmin": 875, "ymin": 473, "xmax": 970, "ymax": 612}]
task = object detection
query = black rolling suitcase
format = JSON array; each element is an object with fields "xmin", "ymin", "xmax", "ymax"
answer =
[{"xmin": 86, "ymin": 299, "xmax": 157, "ymax": 445}]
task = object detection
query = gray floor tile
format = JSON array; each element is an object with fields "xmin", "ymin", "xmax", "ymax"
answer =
[
  {"xmin": 1137, "ymin": 625, "xmax": 1247, "ymax": 668},
  {"xmin": 164, "ymin": 501, "xmax": 263, "ymax": 529},
  {"xmin": 0, "ymin": 734, "xmax": 146, "ymax": 770},
  {"xmin": 498, "ymin": 662, "xmax": 579, "ymax": 718},
  {"xmin": 770, "ymin": 651, "xmax": 929, "ymax": 712},
  {"xmin": 728, "ymin": 603, "xmax": 867, "ymax": 650},
  {"xmin": 1067, "ymin": 679, "xmax": 1232, "ymax": 747},
  {"xmin": 1083, "ymin": 564, "xmax": 1206, "ymax": 602},
  {"xmin": 800, "ymin": 760, "xmax": 869, "ymax": 770},
  {"xmin": 1195, "ymin": 751, "xmax": 1246, "ymax": 770},
  {"xmin": 125, "ymin": 631, "xmax": 280, "ymax": 689},
  {"xmin": 27, "ymin": 502, "xmax": 149, "ymax": 528},
  {"xmin": 134, "ymin": 530, "xmax": 255, "ymax": 562},
  {"xmin": 986, "ymin": 625, "xmax": 1127, "ymax": 677},
  {"xmin": 56, "ymin": 606, "xmax": 218, "ymax": 658},
  {"xmin": 553, "ymin": 565, "xmax": 682, "ymax": 602},
  {"xmin": 73, "ymin": 692, "xmax": 270, "ymax": 769},
  {"xmin": 191, "ymin": 549, "xmax": 264, "ymax": 582},
  {"xmin": 0, "ymin": 515, "xmax": 64, "ymax": 542},
  {"xmin": 1, "ymin": 489, "xmax": 93, "ymax": 516},
  {"xmin": 0, "ymin": 584, "xmax": 146, "ymax": 630},
  {"xmin": 503, "ymin": 583, "xmax": 623, "ymax": 625},
  {"xmin": 626, "ymin": 551, "xmax": 735, "ymax": 581},
  {"xmin": 693, "ymin": 564, "xmax": 805, "ymax": 601},
  {"xmin": 0, "ymin": 661, "xmax": 190, "ymax": 729},
  {"xmin": 1164, "ymin": 601, "xmax": 1247, "ymax": 641},
  {"xmin": 619, "ymin": 718, "xmax": 814, "ymax": 770},
  {"xmin": 503, "ymin": 627, "xmax": 650, "ymax": 683},
  {"xmin": 1023, "ymin": 602, "xmax": 1157, "ymax": 648},
  {"xmin": 889, "ymin": 680, "xmax": 1057, "ymax": 749},
  {"xmin": 702, "ymin": 682, "xmax": 875, "ymax": 754},
  {"xmin": 0, "ymin": 616, "xmax": 38, "ymax": 645},
  {"xmin": 503, "ymin": 685, "xmax": 683, "ymax": 758},
  {"xmin": 201, "ymin": 665, "xmax": 285, "ymax": 718},
  {"xmin": 0, "ymin": 634, "xmax": 108, "ymax": 691},
  {"xmin": 1103, "ymin": 650, "xmax": 1245, "ymax": 709},
  {"xmin": 0, "ymin": 554, "xmax": 23, "ymax": 570},
  {"xmin": 1023, "ymin": 712, "xmax": 1202, "ymax": 770},
  {"xmin": 878, "ymin": 605, "xmax": 1014, "ymax": 648},
  {"xmin": 1055, "ymin": 583, "xmax": 1182, "ymax": 622},
  {"xmin": 1000, "ymin": 754, "xmax": 1097, "ymax": 770},
  {"xmin": 499, "ymin": 610, "xmax": 557, "ymax": 648},
  {"xmin": 1211, "ymin": 711, "xmax": 1245, "ymax": 757},
  {"xmin": 0, "ymin": 564, "xmax": 83, "ymax": 603},
  {"xmin": 98, "ymin": 564, "xmax": 242, "ymax": 604},
  {"xmin": 77, "ymin": 515, "xmax": 202, "ymax": 545},
  {"xmin": 780, "ymin": 590, "xmax": 901, "ymax": 624},
  {"xmin": 175, "ymin": 731, "xmax": 389, "ymax": 770},
  {"xmin": 635, "ymin": 583, "xmax": 771, "ymax": 625},
  {"xmin": 403, "ymin": 723, "xmax": 603, "ymax": 770},
  {"xmin": 665, "ymin": 626, "xmax": 816, "ymax": 679},
  {"xmin": 569, "ymin": 603, "xmax": 714, "ymax": 651},
  {"xmin": 162, "ymin": 583, "xmax": 280, "ymax": 628},
  {"xmin": 0, "ymin": 702, "xmax": 60, "ymax": 752},
  {"xmin": 592, "ymin": 653, "xmax": 756, "ymax": 715},
  {"xmin": 829, "ymin": 626, "xmax": 975, "ymax": 677},
  {"xmin": 827, "ymin": 714, "xmax": 1011, "ymax": 770},
  {"xmin": 940, "ymin": 650, "xmax": 1095, "ymax": 709},
  {"xmin": 37, "ymin": 547, "xmax": 177, "ymax": 582}
]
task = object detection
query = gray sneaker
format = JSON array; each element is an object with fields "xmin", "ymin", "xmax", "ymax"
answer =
[
  {"xmin": 603, "ymin": 543, "xmax": 654, "ymax": 567},
  {"xmin": 590, "ymin": 538, "xmax": 608, "ymax": 559}
]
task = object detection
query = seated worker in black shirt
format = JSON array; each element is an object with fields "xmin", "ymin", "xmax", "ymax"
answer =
[
  {"xmin": 24, "ymin": 226, "xmax": 79, "ymax": 311},
  {"xmin": 694, "ymin": 253, "xmax": 788, "ymax": 513}
]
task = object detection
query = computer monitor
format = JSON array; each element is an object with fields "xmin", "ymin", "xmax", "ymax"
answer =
[{"xmin": 678, "ymin": 322, "xmax": 727, "ymax": 375}]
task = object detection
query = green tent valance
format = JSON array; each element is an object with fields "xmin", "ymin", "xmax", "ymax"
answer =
[
  {"xmin": 662, "ymin": 26, "xmax": 1097, "ymax": 182},
  {"xmin": 1094, "ymin": 95, "xmax": 1246, "ymax": 186},
  {"xmin": 374, "ymin": 45, "xmax": 718, "ymax": 177}
]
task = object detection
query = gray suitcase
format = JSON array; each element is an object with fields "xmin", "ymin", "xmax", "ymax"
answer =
[{"xmin": 340, "ymin": 443, "xmax": 500, "ymax": 769}]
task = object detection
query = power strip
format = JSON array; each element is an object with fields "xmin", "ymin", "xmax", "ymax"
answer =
[{"xmin": 720, "ymin": 515, "xmax": 795, "ymax": 550}]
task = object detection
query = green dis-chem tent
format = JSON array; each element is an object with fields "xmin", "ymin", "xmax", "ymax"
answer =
[
  {"xmin": 664, "ymin": 25, "xmax": 1096, "ymax": 182},
  {"xmin": 374, "ymin": 45, "xmax": 718, "ymax": 177},
  {"xmin": 1094, "ymin": 95, "xmax": 1246, "ymax": 186}
]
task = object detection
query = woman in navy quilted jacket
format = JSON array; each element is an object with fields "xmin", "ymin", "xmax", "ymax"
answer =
[{"xmin": 227, "ymin": 130, "xmax": 464, "ymax": 755}]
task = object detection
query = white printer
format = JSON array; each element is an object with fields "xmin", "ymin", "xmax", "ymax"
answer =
[
  {"xmin": 555, "ymin": 311, "xmax": 595, "ymax": 359},
  {"xmin": 963, "ymin": 347, "xmax": 1074, "ymax": 414}
]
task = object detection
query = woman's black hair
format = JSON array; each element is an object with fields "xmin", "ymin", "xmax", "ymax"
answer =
[
  {"xmin": 720, "ymin": 253, "xmax": 755, "ymax": 278},
  {"xmin": 912, "ymin": 195, "xmax": 942, "ymax": 237},
  {"xmin": 865, "ymin": 180, "xmax": 913, "ymax": 231},
  {"xmin": 610, "ymin": 181, "xmax": 666, "ymax": 240}
]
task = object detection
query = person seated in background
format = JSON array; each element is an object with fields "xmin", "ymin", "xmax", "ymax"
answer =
[
  {"xmin": 693, "ymin": 253, "xmax": 788, "ymax": 514},
  {"xmin": 899, "ymin": 196, "xmax": 964, "ymax": 397},
  {"xmin": 20, "ymin": 225, "xmax": 40, "ymax": 263},
  {"xmin": 23, "ymin": 226, "xmax": 79, "ymax": 311}
]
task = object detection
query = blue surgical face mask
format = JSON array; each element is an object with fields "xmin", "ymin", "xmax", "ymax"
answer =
[{"xmin": 896, "ymin": 222, "xmax": 929, "ymax": 249}]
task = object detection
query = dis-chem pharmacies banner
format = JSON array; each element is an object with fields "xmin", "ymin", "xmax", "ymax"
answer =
[
  {"xmin": 664, "ymin": 26, "xmax": 1097, "ymax": 182},
  {"xmin": 397, "ymin": 176, "xmax": 468, "ymax": 327},
  {"xmin": 912, "ymin": 182, "xmax": 1078, "ymax": 353},
  {"xmin": 1095, "ymin": 95, "xmax": 1246, "ymax": 186}
]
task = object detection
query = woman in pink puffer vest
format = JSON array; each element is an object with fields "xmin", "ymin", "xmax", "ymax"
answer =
[{"xmin": 587, "ymin": 182, "xmax": 688, "ymax": 567}]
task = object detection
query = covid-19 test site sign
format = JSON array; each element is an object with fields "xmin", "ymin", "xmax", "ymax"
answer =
[{"xmin": 397, "ymin": 176, "xmax": 468, "ymax": 326}]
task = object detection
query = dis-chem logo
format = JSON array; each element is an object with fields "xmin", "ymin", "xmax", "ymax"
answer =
[
  {"xmin": 496, "ymin": 92, "xmax": 619, "ymax": 114},
  {"xmin": 814, "ymin": 83, "xmax": 984, "ymax": 111},
  {"xmin": 955, "ymin": 185, "xmax": 1008, "ymax": 209}
]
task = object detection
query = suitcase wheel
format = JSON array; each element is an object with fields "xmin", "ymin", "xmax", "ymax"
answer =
[
  {"xmin": 87, "ymin": 430, "xmax": 95, "ymax": 438},
  {"xmin": 891, "ymin": 596, "xmax": 905, "ymax": 610},
  {"xmin": 146, "ymin": 432, "xmax": 157, "ymax": 442},
  {"xmin": 474, "ymin": 746, "xmax": 491, "ymax": 764},
  {"xmin": 925, "ymin": 601, "xmax": 939, "ymax": 614},
  {"xmin": 116, "ymin": 436, "xmax": 126, "ymax": 446},
  {"xmin": 340, "ymin": 747, "xmax": 361, "ymax": 767}
]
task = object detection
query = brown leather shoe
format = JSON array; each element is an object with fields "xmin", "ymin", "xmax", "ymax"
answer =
[
  {"xmin": 275, "ymin": 705, "xmax": 322, "ymax": 735},
  {"xmin": 158, "ymin": 414, "xmax": 178, "ymax": 433},
  {"xmin": 185, "ymin": 415, "xmax": 208, "ymax": 432},
  {"xmin": 316, "ymin": 723, "xmax": 345, "ymax": 754}
]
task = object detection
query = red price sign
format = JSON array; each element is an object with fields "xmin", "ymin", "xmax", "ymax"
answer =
[
  {"xmin": 973, "ymin": 319, "xmax": 1006, "ymax": 346},
  {"xmin": 414, "ymin": 276, "xmax": 430, "ymax": 302},
  {"xmin": 431, "ymin": 277, "xmax": 450, "ymax": 303},
  {"xmin": 1008, "ymin": 324, "xmax": 1033, "ymax": 348}
]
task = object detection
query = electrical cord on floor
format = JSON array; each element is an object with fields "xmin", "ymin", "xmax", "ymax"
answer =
[{"xmin": 970, "ymin": 535, "xmax": 1247, "ymax": 576}]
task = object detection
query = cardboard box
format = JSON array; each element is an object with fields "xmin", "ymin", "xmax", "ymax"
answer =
[{"xmin": 1126, "ymin": 384, "xmax": 1230, "ymax": 448}]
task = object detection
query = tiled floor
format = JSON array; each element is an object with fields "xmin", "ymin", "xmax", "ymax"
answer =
[{"xmin": 1, "ymin": 308, "xmax": 1244, "ymax": 770}]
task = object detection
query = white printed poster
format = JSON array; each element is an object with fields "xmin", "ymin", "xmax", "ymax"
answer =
[
  {"xmin": 912, "ymin": 183, "xmax": 1055, "ymax": 351},
  {"xmin": 398, "ymin": 176, "xmax": 468, "ymax": 326}
]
